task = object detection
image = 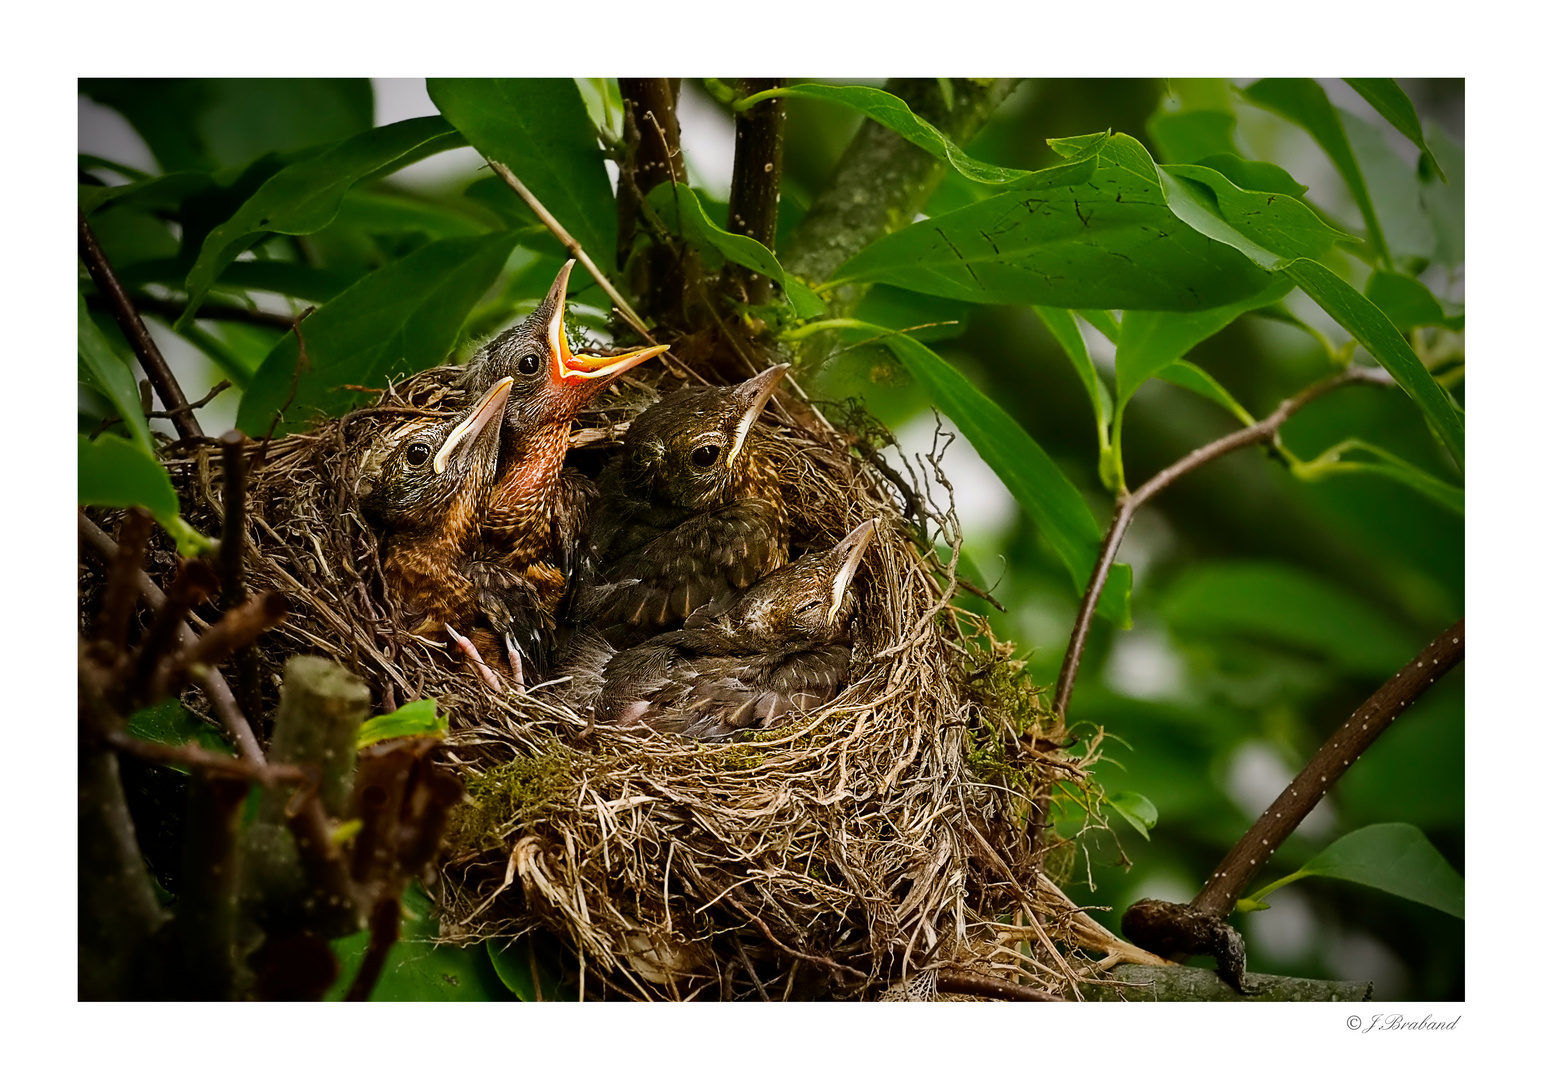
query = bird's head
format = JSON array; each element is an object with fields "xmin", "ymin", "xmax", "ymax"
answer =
[
  {"xmin": 465, "ymin": 260, "xmax": 669, "ymax": 440},
  {"xmin": 620, "ymin": 363, "xmax": 789, "ymax": 511},
  {"xmin": 359, "ymin": 376, "xmax": 514, "ymax": 539},
  {"xmin": 693, "ymin": 518, "xmax": 877, "ymax": 648}
]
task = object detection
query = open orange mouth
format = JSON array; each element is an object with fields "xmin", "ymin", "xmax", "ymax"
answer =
[{"xmin": 541, "ymin": 259, "xmax": 670, "ymax": 383}]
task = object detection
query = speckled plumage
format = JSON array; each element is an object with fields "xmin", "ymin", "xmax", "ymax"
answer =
[
  {"xmin": 577, "ymin": 365, "xmax": 792, "ymax": 646},
  {"xmin": 578, "ymin": 519, "xmax": 878, "ymax": 740}
]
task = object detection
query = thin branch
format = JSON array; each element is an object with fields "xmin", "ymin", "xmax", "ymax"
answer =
[
  {"xmin": 78, "ymin": 511, "xmax": 266, "ymax": 764},
  {"xmin": 122, "ymin": 292, "xmax": 298, "ymax": 332},
  {"xmin": 1191, "ymin": 617, "xmax": 1465, "ymax": 917},
  {"xmin": 724, "ymin": 78, "xmax": 786, "ymax": 305},
  {"xmin": 345, "ymin": 896, "xmax": 402, "ymax": 1002},
  {"xmin": 487, "ymin": 160, "xmax": 654, "ymax": 344},
  {"xmin": 1052, "ymin": 367, "xmax": 1393, "ymax": 720},
  {"xmin": 220, "ymin": 430, "xmax": 263, "ymax": 724},
  {"xmin": 149, "ymin": 380, "xmax": 231, "ymax": 420},
  {"xmin": 79, "ymin": 211, "xmax": 202, "ymax": 441}
]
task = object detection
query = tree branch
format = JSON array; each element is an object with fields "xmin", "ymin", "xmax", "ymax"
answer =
[
  {"xmin": 1052, "ymin": 367, "xmax": 1394, "ymax": 721},
  {"xmin": 79, "ymin": 211, "xmax": 202, "ymax": 441},
  {"xmin": 724, "ymin": 78, "xmax": 786, "ymax": 305},
  {"xmin": 1191, "ymin": 617, "xmax": 1465, "ymax": 917}
]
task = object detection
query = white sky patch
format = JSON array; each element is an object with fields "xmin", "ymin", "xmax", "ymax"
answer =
[
  {"xmin": 675, "ymin": 81, "xmax": 735, "ymax": 203},
  {"xmin": 1325, "ymin": 925, "xmax": 1411, "ymax": 999},
  {"xmin": 882, "ymin": 412, "xmax": 1019, "ymax": 546},
  {"xmin": 79, "ymin": 95, "xmax": 157, "ymax": 174}
]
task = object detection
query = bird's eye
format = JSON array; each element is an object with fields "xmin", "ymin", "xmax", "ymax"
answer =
[
  {"xmin": 405, "ymin": 442, "xmax": 432, "ymax": 467},
  {"xmin": 795, "ymin": 599, "xmax": 823, "ymax": 616},
  {"xmin": 691, "ymin": 443, "xmax": 722, "ymax": 469},
  {"xmin": 518, "ymin": 353, "xmax": 541, "ymax": 375}
]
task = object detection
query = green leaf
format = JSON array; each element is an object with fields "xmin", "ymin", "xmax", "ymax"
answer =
[
  {"xmin": 357, "ymin": 699, "xmax": 446, "ymax": 748},
  {"xmin": 1291, "ymin": 438, "xmax": 1464, "ymax": 516},
  {"xmin": 1155, "ymin": 360, "xmax": 1255, "ymax": 426},
  {"xmin": 648, "ymin": 184, "xmax": 824, "ymax": 319},
  {"xmin": 1283, "ymin": 261, "xmax": 1463, "ymax": 472},
  {"xmin": 878, "ymin": 328, "xmax": 1130, "ymax": 625},
  {"xmin": 429, "ymin": 78, "xmax": 617, "ymax": 272},
  {"xmin": 80, "ymin": 171, "xmax": 212, "ymax": 218},
  {"xmin": 1365, "ymin": 270, "xmax": 1456, "ymax": 332},
  {"xmin": 1241, "ymin": 78, "xmax": 1391, "ymax": 265},
  {"xmin": 78, "ymin": 433, "xmax": 179, "ymax": 522},
  {"xmin": 1107, "ymin": 790, "xmax": 1158, "ymax": 840},
  {"xmin": 182, "ymin": 116, "xmax": 463, "ymax": 322},
  {"xmin": 1344, "ymin": 79, "xmax": 1445, "ymax": 182},
  {"xmin": 834, "ymin": 134, "xmax": 1276, "ymax": 312},
  {"xmin": 1147, "ymin": 109, "xmax": 1238, "ymax": 164},
  {"xmin": 487, "ymin": 934, "xmax": 576, "ymax": 1001},
  {"xmin": 1115, "ymin": 277, "xmax": 1294, "ymax": 404},
  {"xmin": 1159, "ymin": 560, "xmax": 1419, "ymax": 678},
  {"xmin": 126, "ymin": 699, "xmax": 235, "ymax": 774},
  {"xmin": 742, "ymin": 83, "xmax": 1030, "ymax": 185},
  {"xmin": 1152, "ymin": 166, "xmax": 1464, "ymax": 472},
  {"xmin": 1191, "ymin": 153, "xmax": 1307, "ymax": 198},
  {"xmin": 237, "ymin": 232, "xmax": 519, "ymax": 436},
  {"xmin": 78, "ymin": 293, "xmax": 153, "ymax": 454},
  {"xmin": 1248, "ymin": 823, "xmax": 1463, "ymax": 920},
  {"xmin": 1032, "ymin": 307, "xmax": 1115, "ymax": 484},
  {"xmin": 1420, "ymin": 127, "xmax": 1464, "ymax": 268},
  {"xmin": 1341, "ymin": 111, "xmax": 1436, "ymax": 264},
  {"xmin": 328, "ymin": 881, "xmax": 512, "ymax": 1001}
]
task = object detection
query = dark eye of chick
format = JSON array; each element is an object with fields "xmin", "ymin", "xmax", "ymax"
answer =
[
  {"xmin": 691, "ymin": 443, "xmax": 721, "ymax": 469},
  {"xmin": 795, "ymin": 599, "xmax": 822, "ymax": 615},
  {"xmin": 518, "ymin": 353, "xmax": 541, "ymax": 375},
  {"xmin": 406, "ymin": 442, "xmax": 432, "ymax": 467}
]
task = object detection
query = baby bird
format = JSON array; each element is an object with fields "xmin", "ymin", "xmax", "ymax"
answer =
[
  {"xmin": 577, "ymin": 364, "xmax": 792, "ymax": 646},
  {"xmin": 359, "ymin": 377, "xmax": 514, "ymax": 687},
  {"xmin": 579, "ymin": 518, "xmax": 878, "ymax": 740},
  {"xmin": 461, "ymin": 260, "xmax": 669, "ymax": 681}
]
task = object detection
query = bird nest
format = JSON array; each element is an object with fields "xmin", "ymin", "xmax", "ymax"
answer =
[{"xmin": 153, "ymin": 359, "xmax": 1110, "ymax": 1001}]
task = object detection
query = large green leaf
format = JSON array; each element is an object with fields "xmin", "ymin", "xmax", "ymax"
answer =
[
  {"xmin": 1158, "ymin": 167, "xmax": 1464, "ymax": 472},
  {"xmin": 126, "ymin": 699, "xmax": 235, "ymax": 774},
  {"xmin": 1241, "ymin": 78, "xmax": 1390, "ymax": 265},
  {"xmin": 80, "ymin": 171, "xmax": 212, "ymax": 218},
  {"xmin": 834, "ymin": 134, "xmax": 1276, "ymax": 311},
  {"xmin": 1292, "ymin": 438, "xmax": 1464, "ymax": 516},
  {"xmin": 740, "ymin": 82, "xmax": 1030, "ymax": 185},
  {"xmin": 237, "ymin": 232, "xmax": 519, "ymax": 436},
  {"xmin": 1420, "ymin": 127, "xmax": 1464, "ymax": 268},
  {"xmin": 82, "ymin": 78, "xmax": 373, "ymax": 174},
  {"xmin": 1365, "ymin": 270, "xmax": 1459, "ymax": 332},
  {"xmin": 647, "ymin": 184, "xmax": 824, "ymax": 318},
  {"xmin": 1155, "ymin": 361, "xmax": 1255, "ymax": 426},
  {"xmin": 429, "ymin": 79, "xmax": 616, "ymax": 272},
  {"xmin": 879, "ymin": 329, "xmax": 1130, "ymax": 625},
  {"xmin": 1344, "ymin": 79, "xmax": 1446, "ymax": 181},
  {"xmin": 78, "ymin": 433, "xmax": 178, "ymax": 521},
  {"xmin": 79, "ymin": 293, "xmax": 153, "ymax": 454},
  {"xmin": 1246, "ymin": 823, "xmax": 1463, "ymax": 920},
  {"xmin": 487, "ymin": 934, "xmax": 576, "ymax": 1001},
  {"xmin": 181, "ymin": 116, "xmax": 464, "ymax": 323},
  {"xmin": 328, "ymin": 882, "xmax": 511, "ymax": 1001},
  {"xmin": 1115, "ymin": 277, "xmax": 1294, "ymax": 404},
  {"xmin": 356, "ymin": 699, "xmax": 447, "ymax": 749},
  {"xmin": 1159, "ymin": 561, "xmax": 1419, "ymax": 678}
]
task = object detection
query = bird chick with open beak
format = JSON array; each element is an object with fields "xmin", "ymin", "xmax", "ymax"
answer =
[
  {"xmin": 461, "ymin": 260, "xmax": 670, "ymax": 681},
  {"xmin": 359, "ymin": 376, "xmax": 514, "ymax": 688},
  {"xmin": 576, "ymin": 364, "xmax": 793, "ymax": 647},
  {"xmin": 582, "ymin": 518, "xmax": 878, "ymax": 740}
]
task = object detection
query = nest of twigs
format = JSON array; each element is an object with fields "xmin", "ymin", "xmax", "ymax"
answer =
[{"xmin": 149, "ymin": 354, "xmax": 1111, "ymax": 1001}]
